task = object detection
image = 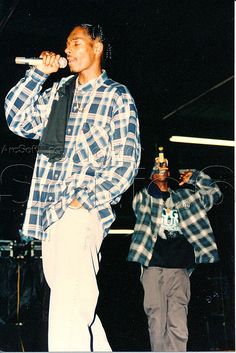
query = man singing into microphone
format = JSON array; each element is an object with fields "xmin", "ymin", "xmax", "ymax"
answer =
[{"xmin": 5, "ymin": 24, "xmax": 141, "ymax": 351}]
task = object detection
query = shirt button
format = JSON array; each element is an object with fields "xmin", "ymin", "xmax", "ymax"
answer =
[
  {"xmin": 48, "ymin": 196, "xmax": 53, "ymax": 201},
  {"xmin": 54, "ymin": 174, "xmax": 59, "ymax": 179}
]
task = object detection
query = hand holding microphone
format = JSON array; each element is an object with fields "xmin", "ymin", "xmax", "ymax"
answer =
[{"xmin": 15, "ymin": 51, "xmax": 67, "ymax": 75}]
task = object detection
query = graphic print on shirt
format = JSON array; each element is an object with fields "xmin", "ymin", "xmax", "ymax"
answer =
[{"xmin": 159, "ymin": 207, "xmax": 181, "ymax": 239}]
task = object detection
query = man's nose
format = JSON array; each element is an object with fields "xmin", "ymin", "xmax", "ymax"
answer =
[{"xmin": 65, "ymin": 46, "xmax": 71, "ymax": 55}]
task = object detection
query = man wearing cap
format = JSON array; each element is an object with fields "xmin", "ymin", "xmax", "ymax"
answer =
[{"xmin": 127, "ymin": 149, "xmax": 221, "ymax": 352}]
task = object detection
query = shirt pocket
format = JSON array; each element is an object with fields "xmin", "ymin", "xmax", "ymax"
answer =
[{"xmin": 73, "ymin": 122, "xmax": 111, "ymax": 167}]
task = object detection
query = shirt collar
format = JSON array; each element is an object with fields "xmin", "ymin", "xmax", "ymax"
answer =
[{"xmin": 77, "ymin": 70, "xmax": 108, "ymax": 93}]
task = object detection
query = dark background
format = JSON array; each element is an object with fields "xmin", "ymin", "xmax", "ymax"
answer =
[{"xmin": 0, "ymin": 0, "xmax": 234, "ymax": 351}]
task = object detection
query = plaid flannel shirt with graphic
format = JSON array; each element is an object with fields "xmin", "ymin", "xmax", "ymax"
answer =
[{"xmin": 128, "ymin": 170, "xmax": 222, "ymax": 267}]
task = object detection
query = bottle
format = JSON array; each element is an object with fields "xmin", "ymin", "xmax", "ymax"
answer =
[
  {"xmin": 155, "ymin": 146, "xmax": 168, "ymax": 167},
  {"xmin": 159, "ymin": 146, "xmax": 164, "ymax": 164}
]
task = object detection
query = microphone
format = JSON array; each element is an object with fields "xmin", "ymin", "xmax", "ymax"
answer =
[{"xmin": 15, "ymin": 56, "xmax": 67, "ymax": 68}]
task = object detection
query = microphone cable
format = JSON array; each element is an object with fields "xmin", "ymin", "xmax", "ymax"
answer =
[{"xmin": 16, "ymin": 260, "xmax": 25, "ymax": 352}]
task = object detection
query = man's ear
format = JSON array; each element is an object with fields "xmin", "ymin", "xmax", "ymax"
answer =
[{"xmin": 94, "ymin": 41, "xmax": 103, "ymax": 55}]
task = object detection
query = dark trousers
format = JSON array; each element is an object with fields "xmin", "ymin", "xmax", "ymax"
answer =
[{"xmin": 141, "ymin": 267, "xmax": 190, "ymax": 352}]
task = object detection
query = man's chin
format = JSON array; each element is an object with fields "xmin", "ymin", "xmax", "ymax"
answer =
[
  {"xmin": 69, "ymin": 67, "xmax": 78, "ymax": 73},
  {"xmin": 153, "ymin": 176, "xmax": 167, "ymax": 182},
  {"xmin": 68, "ymin": 63, "xmax": 79, "ymax": 73}
]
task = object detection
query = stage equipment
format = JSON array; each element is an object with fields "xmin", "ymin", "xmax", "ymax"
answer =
[
  {"xmin": 0, "ymin": 231, "xmax": 134, "ymax": 260},
  {"xmin": 0, "ymin": 240, "xmax": 14, "ymax": 257}
]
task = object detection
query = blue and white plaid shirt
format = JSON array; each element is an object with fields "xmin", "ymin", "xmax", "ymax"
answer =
[
  {"xmin": 128, "ymin": 170, "xmax": 222, "ymax": 267},
  {"xmin": 5, "ymin": 68, "xmax": 141, "ymax": 240}
]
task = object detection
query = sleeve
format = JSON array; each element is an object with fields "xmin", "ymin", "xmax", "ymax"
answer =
[
  {"xmin": 4, "ymin": 67, "xmax": 50, "ymax": 140},
  {"xmin": 132, "ymin": 190, "xmax": 143, "ymax": 218},
  {"xmin": 67, "ymin": 89, "xmax": 141, "ymax": 208},
  {"xmin": 187, "ymin": 169, "xmax": 222, "ymax": 211}
]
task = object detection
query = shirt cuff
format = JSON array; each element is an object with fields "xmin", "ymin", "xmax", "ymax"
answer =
[
  {"xmin": 188, "ymin": 169, "xmax": 199, "ymax": 184},
  {"xmin": 26, "ymin": 67, "xmax": 49, "ymax": 83}
]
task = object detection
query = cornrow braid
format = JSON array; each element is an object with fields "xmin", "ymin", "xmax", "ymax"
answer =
[{"xmin": 79, "ymin": 23, "xmax": 112, "ymax": 66}]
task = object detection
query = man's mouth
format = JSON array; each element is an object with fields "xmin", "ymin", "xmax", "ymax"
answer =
[{"xmin": 67, "ymin": 57, "xmax": 76, "ymax": 64}]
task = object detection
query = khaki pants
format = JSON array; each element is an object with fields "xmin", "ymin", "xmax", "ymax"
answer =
[
  {"xmin": 42, "ymin": 207, "xmax": 111, "ymax": 352},
  {"xmin": 141, "ymin": 267, "xmax": 190, "ymax": 352}
]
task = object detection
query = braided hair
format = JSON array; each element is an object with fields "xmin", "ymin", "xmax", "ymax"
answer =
[{"xmin": 78, "ymin": 23, "xmax": 112, "ymax": 66}]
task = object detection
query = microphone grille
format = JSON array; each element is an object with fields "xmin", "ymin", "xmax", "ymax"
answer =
[{"xmin": 59, "ymin": 57, "xmax": 67, "ymax": 68}]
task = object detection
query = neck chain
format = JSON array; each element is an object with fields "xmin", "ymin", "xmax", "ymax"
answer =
[
  {"xmin": 162, "ymin": 191, "xmax": 173, "ymax": 214},
  {"xmin": 73, "ymin": 78, "xmax": 98, "ymax": 113}
]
